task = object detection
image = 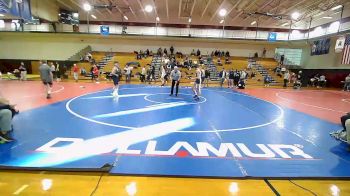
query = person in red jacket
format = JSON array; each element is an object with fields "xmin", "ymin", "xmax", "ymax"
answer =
[
  {"xmin": 72, "ymin": 64, "xmax": 79, "ymax": 82},
  {"xmin": 92, "ymin": 64, "xmax": 99, "ymax": 83}
]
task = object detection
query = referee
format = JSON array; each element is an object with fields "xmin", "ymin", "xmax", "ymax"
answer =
[{"xmin": 170, "ymin": 66, "xmax": 181, "ymax": 97}]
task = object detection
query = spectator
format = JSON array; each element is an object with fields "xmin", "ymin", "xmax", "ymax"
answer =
[
  {"xmin": 318, "ymin": 74, "xmax": 326, "ymax": 88},
  {"xmin": 196, "ymin": 49, "xmax": 201, "ymax": 56},
  {"xmin": 343, "ymin": 74, "xmax": 350, "ymax": 91},
  {"xmin": 140, "ymin": 65, "xmax": 146, "ymax": 83},
  {"xmin": 157, "ymin": 48, "xmax": 162, "ymax": 56},
  {"xmin": 19, "ymin": 62, "xmax": 27, "ymax": 81},
  {"xmin": 254, "ymin": 52, "xmax": 258, "ymax": 59},
  {"xmin": 237, "ymin": 79, "xmax": 246, "ymax": 89},
  {"xmin": 191, "ymin": 49, "xmax": 196, "ymax": 56},
  {"xmin": 164, "ymin": 48, "xmax": 168, "ymax": 56},
  {"xmin": 56, "ymin": 62, "xmax": 61, "ymax": 82},
  {"xmin": 72, "ymin": 64, "xmax": 79, "ymax": 82},
  {"xmin": 228, "ymin": 69, "xmax": 234, "ymax": 88},
  {"xmin": 280, "ymin": 54, "xmax": 285, "ymax": 65},
  {"xmin": 283, "ymin": 71, "xmax": 290, "ymax": 88},
  {"xmin": 225, "ymin": 51, "xmax": 230, "ymax": 57},
  {"xmin": 124, "ymin": 64, "xmax": 133, "ymax": 83},
  {"xmin": 310, "ymin": 74, "xmax": 319, "ymax": 87},
  {"xmin": 50, "ymin": 62, "xmax": 56, "ymax": 79},
  {"xmin": 81, "ymin": 67, "xmax": 87, "ymax": 76},
  {"xmin": 0, "ymin": 97, "xmax": 18, "ymax": 142},
  {"xmin": 262, "ymin": 48, "xmax": 266, "ymax": 58},
  {"xmin": 217, "ymin": 58, "xmax": 222, "ymax": 66},
  {"xmin": 204, "ymin": 68, "xmax": 210, "ymax": 87},
  {"xmin": 170, "ymin": 46, "xmax": 174, "ymax": 55},
  {"xmin": 92, "ymin": 64, "xmax": 99, "ymax": 83},
  {"xmin": 219, "ymin": 68, "xmax": 227, "ymax": 88},
  {"xmin": 233, "ymin": 70, "xmax": 240, "ymax": 87},
  {"xmin": 264, "ymin": 75, "xmax": 270, "ymax": 87}
]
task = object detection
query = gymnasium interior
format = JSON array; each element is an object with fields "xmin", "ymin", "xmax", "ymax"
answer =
[{"xmin": 1, "ymin": 0, "xmax": 350, "ymax": 195}]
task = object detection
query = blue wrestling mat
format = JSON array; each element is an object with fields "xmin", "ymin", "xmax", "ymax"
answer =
[{"xmin": 1, "ymin": 85, "xmax": 349, "ymax": 178}]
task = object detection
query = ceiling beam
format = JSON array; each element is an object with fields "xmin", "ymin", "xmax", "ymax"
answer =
[
  {"xmin": 152, "ymin": 0, "xmax": 158, "ymax": 17},
  {"xmin": 166, "ymin": 0, "xmax": 169, "ymax": 19},
  {"xmin": 200, "ymin": 0, "xmax": 211, "ymax": 19},
  {"xmin": 241, "ymin": 0, "xmax": 275, "ymax": 23},
  {"xmin": 69, "ymin": 0, "xmax": 104, "ymax": 18},
  {"xmin": 137, "ymin": 0, "xmax": 147, "ymax": 17},
  {"xmin": 209, "ymin": 0, "xmax": 226, "ymax": 21},
  {"xmin": 122, "ymin": 0, "xmax": 137, "ymax": 19},
  {"xmin": 190, "ymin": 0, "xmax": 196, "ymax": 17},
  {"xmin": 178, "ymin": 0, "xmax": 182, "ymax": 18},
  {"xmin": 57, "ymin": 0, "xmax": 73, "ymax": 10}
]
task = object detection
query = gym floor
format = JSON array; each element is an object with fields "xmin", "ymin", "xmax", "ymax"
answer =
[{"xmin": 0, "ymin": 80, "xmax": 350, "ymax": 195}]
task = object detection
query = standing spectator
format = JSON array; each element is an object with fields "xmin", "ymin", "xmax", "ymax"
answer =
[
  {"xmin": 160, "ymin": 64, "xmax": 167, "ymax": 86},
  {"xmin": 204, "ymin": 68, "xmax": 210, "ymax": 87},
  {"xmin": 280, "ymin": 54, "xmax": 285, "ymax": 65},
  {"xmin": 56, "ymin": 62, "xmax": 61, "ymax": 82},
  {"xmin": 219, "ymin": 68, "xmax": 227, "ymax": 88},
  {"xmin": 170, "ymin": 66, "xmax": 181, "ymax": 96},
  {"xmin": 196, "ymin": 49, "xmax": 201, "ymax": 56},
  {"xmin": 92, "ymin": 64, "xmax": 99, "ymax": 83},
  {"xmin": 72, "ymin": 64, "xmax": 79, "ymax": 82},
  {"xmin": 19, "ymin": 62, "xmax": 27, "ymax": 81},
  {"xmin": 124, "ymin": 65, "xmax": 133, "ymax": 83},
  {"xmin": 150, "ymin": 64, "xmax": 156, "ymax": 84},
  {"xmin": 283, "ymin": 71, "xmax": 290, "ymax": 88},
  {"xmin": 50, "ymin": 62, "xmax": 56, "ymax": 79},
  {"xmin": 157, "ymin": 48, "xmax": 162, "ymax": 56},
  {"xmin": 228, "ymin": 69, "xmax": 234, "ymax": 88},
  {"xmin": 233, "ymin": 70, "xmax": 240, "ymax": 87},
  {"xmin": 262, "ymin": 48, "xmax": 267, "ymax": 58},
  {"xmin": 140, "ymin": 65, "xmax": 146, "ymax": 83},
  {"xmin": 39, "ymin": 60, "xmax": 54, "ymax": 99},
  {"xmin": 343, "ymin": 74, "xmax": 350, "ymax": 91},
  {"xmin": 164, "ymin": 48, "xmax": 168, "ymax": 56},
  {"xmin": 170, "ymin": 46, "xmax": 174, "ymax": 55}
]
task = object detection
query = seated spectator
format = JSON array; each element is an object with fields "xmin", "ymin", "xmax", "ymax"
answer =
[
  {"xmin": 225, "ymin": 51, "xmax": 230, "ymax": 57},
  {"xmin": 217, "ymin": 58, "xmax": 222, "ymax": 66},
  {"xmin": 81, "ymin": 67, "xmax": 87, "ymax": 76},
  {"xmin": 318, "ymin": 74, "xmax": 326, "ymax": 88},
  {"xmin": 310, "ymin": 74, "xmax": 319, "ymax": 87},
  {"xmin": 0, "ymin": 97, "xmax": 18, "ymax": 142},
  {"xmin": 264, "ymin": 75, "xmax": 270, "ymax": 87},
  {"xmin": 344, "ymin": 74, "xmax": 350, "ymax": 91},
  {"xmin": 196, "ymin": 49, "xmax": 201, "ymax": 56},
  {"xmin": 237, "ymin": 79, "xmax": 246, "ymax": 89},
  {"xmin": 191, "ymin": 49, "xmax": 196, "ymax": 56},
  {"xmin": 225, "ymin": 57, "xmax": 231, "ymax": 64}
]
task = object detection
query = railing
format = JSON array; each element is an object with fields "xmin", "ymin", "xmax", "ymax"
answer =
[{"xmin": 67, "ymin": 45, "xmax": 92, "ymax": 62}]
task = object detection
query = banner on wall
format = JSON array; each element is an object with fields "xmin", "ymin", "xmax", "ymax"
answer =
[
  {"xmin": 268, "ymin": 32, "xmax": 277, "ymax": 42},
  {"xmin": 100, "ymin": 25, "xmax": 109, "ymax": 36},
  {"xmin": 335, "ymin": 36, "xmax": 345, "ymax": 53},
  {"xmin": 341, "ymin": 35, "xmax": 350, "ymax": 65},
  {"xmin": 310, "ymin": 38, "xmax": 330, "ymax": 56},
  {"xmin": 0, "ymin": 0, "xmax": 31, "ymax": 20}
]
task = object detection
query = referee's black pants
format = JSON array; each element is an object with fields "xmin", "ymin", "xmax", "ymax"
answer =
[{"xmin": 171, "ymin": 80, "xmax": 179, "ymax": 96}]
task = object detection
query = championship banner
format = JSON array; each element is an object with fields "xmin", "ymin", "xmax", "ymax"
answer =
[
  {"xmin": 0, "ymin": 0, "xmax": 31, "ymax": 20},
  {"xmin": 310, "ymin": 38, "xmax": 330, "ymax": 56},
  {"xmin": 335, "ymin": 36, "xmax": 345, "ymax": 53}
]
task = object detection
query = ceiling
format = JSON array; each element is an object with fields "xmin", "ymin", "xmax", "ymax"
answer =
[{"xmin": 48, "ymin": 0, "xmax": 350, "ymax": 29}]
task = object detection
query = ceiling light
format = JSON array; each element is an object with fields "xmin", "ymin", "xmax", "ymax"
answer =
[
  {"xmin": 156, "ymin": 17, "xmax": 160, "ymax": 22},
  {"xmin": 73, "ymin": 13, "xmax": 79, "ymax": 18},
  {"xmin": 91, "ymin": 14, "xmax": 96, "ymax": 19},
  {"xmin": 291, "ymin": 12, "xmax": 300, "ymax": 20},
  {"xmin": 83, "ymin": 3, "xmax": 92, "ymax": 11},
  {"xmin": 188, "ymin": 17, "xmax": 191, "ymax": 23},
  {"xmin": 145, "ymin": 5, "xmax": 153, "ymax": 13},
  {"xmin": 219, "ymin": 9, "xmax": 227, "ymax": 17},
  {"xmin": 331, "ymin": 5, "xmax": 343, "ymax": 11},
  {"xmin": 322, "ymin": 16, "xmax": 332, "ymax": 19},
  {"xmin": 250, "ymin": 21, "xmax": 256, "ymax": 25},
  {"xmin": 124, "ymin": 15, "xmax": 128, "ymax": 20},
  {"xmin": 220, "ymin": 19, "xmax": 224, "ymax": 24},
  {"xmin": 281, "ymin": 22, "xmax": 289, "ymax": 26},
  {"xmin": 0, "ymin": 14, "xmax": 4, "ymax": 17}
]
